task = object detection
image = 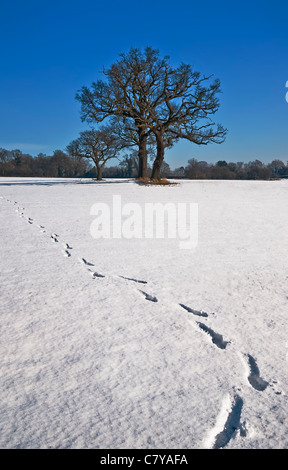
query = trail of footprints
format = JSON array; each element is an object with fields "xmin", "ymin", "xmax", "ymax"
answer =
[
  {"xmin": 178, "ymin": 298, "xmax": 274, "ymax": 447},
  {"xmin": 4, "ymin": 196, "xmax": 283, "ymax": 448}
]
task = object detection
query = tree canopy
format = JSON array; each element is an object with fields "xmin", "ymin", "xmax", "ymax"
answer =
[
  {"xmin": 67, "ymin": 125, "xmax": 123, "ymax": 180},
  {"xmin": 75, "ymin": 47, "xmax": 227, "ymax": 179}
]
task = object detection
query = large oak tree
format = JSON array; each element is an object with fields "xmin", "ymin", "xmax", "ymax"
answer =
[{"xmin": 76, "ymin": 47, "xmax": 227, "ymax": 179}]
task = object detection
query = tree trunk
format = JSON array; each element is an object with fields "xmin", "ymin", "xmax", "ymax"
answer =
[
  {"xmin": 151, "ymin": 134, "xmax": 165, "ymax": 180},
  {"xmin": 96, "ymin": 164, "xmax": 102, "ymax": 180},
  {"xmin": 137, "ymin": 131, "xmax": 148, "ymax": 178}
]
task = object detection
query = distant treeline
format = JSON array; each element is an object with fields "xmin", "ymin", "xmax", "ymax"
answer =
[{"xmin": 1, "ymin": 147, "xmax": 287, "ymax": 180}]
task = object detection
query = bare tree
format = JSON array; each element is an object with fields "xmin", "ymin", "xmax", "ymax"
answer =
[
  {"xmin": 75, "ymin": 47, "xmax": 170, "ymax": 178},
  {"xmin": 268, "ymin": 159, "xmax": 287, "ymax": 178},
  {"xmin": 67, "ymin": 125, "xmax": 122, "ymax": 180},
  {"xmin": 149, "ymin": 66, "xmax": 227, "ymax": 179},
  {"xmin": 75, "ymin": 47, "xmax": 227, "ymax": 180}
]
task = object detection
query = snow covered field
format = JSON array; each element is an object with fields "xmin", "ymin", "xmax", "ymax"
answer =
[{"xmin": 0, "ymin": 177, "xmax": 288, "ymax": 449}]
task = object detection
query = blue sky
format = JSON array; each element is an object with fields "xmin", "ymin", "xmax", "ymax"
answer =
[{"xmin": 1, "ymin": 0, "xmax": 287, "ymax": 168}]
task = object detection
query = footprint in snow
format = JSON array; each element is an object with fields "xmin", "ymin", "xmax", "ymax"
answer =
[
  {"xmin": 139, "ymin": 290, "xmax": 158, "ymax": 302},
  {"xmin": 63, "ymin": 250, "xmax": 71, "ymax": 258},
  {"xmin": 196, "ymin": 322, "xmax": 230, "ymax": 350},
  {"xmin": 62, "ymin": 243, "xmax": 72, "ymax": 258},
  {"xmin": 119, "ymin": 275, "xmax": 147, "ymax": 284},
  {"xmin": 245, "ymin": 354, "xmax": 269, "ymax": 392},
  {"xmin": 80, "ymin": 257, "xmax": 94, "ymax": 266},
  {"xmin": 79, "ymin": 258, "xmax": 105, "ymax": 278},
  {"xmin": 179, "ymin": 303, "xmax": 209, "ymax": 318},
  {"xmin": 212, "ymin": 393, "xmax": 245, "ymax": 449},
  {"xmin": 91, "ymin": 271, "xmax": 105, "ymax": 279},
  {"xmin": 50, "ymin": 233, "xmax": 59, "ymax": 242}
]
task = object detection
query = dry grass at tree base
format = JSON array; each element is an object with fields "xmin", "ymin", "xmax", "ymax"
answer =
[{"xmin": 135, "ymin": 177, "xmax": 178, "ymax": 186}]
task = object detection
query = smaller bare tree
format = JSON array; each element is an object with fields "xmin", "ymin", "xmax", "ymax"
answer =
[{"xmin": 67, "ymin": 125, "xmax": 122, "ymax": 180}]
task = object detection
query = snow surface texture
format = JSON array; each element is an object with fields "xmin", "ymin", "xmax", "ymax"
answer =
[{"xmin": 0, "ymin": 177, "xmax": 288, "ymax": 449}]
